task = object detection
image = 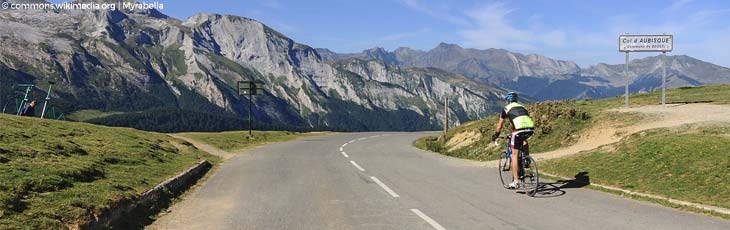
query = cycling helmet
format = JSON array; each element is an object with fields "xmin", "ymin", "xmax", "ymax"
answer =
[{"xmin": 504, "ymin": 92, "xmax": 518, "ymax": 102}]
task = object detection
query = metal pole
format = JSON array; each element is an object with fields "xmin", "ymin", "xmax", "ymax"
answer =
[
  {"xmin": 662, "ymin": 52, "xmax": 666, "ymax": 106},
  {"xmin": 625, "ymin": 52, "xmax": 629, "ymax": 108},
  {"xmin": 40, "ymin": 83, "xmax": 54, "ymax": 119},
  {"xmin": 248, "ymin": 94, "xmax": 253, "ymax": 137},
  {"xmin": 444, "ymin": 96, "xmax": 449, "ymax": 135},
  {"xmin": 17, "ymin": 86, "xmax": 32, "ymax": 116}
]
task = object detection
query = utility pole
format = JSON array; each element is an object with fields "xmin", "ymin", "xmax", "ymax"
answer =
[{"xmin": 443, "ymin": 95, "xmax": 449, "ymax": 136}]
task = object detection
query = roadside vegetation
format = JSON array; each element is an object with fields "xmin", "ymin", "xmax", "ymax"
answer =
[
  {"xmin": 542, "ymin": 124, "xmax": 730, "ymax": 211},
  {"xmin": 178, "ymin": 130, "xmax": 331, "ymax": 152},
  {"xmin": 415, "ymin": 84, "xmax": 730, "ymax": 161},
  {"xmin": 416, "ymin": 100, "xmax": 597, "ymax": 161},
  {"xmin": 0, "ymin": 114, "xmax": 218, "ymax": 229}
]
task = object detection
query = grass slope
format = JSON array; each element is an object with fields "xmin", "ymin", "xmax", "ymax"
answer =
[
  {"xmin": 415, "ymin": 84, "xmax": 730, "ymax": 161},
  {"xmin": 416, "ymin": 100, "xmax": 594, "ymax": 161},
  {"xmin": 542, "ymin": 124, "xmax": 730, "ymax": 210},
  {"xmin": 178, "ymin": 131, "xmax": 330, "ymax": 152},
  {"xmin": 66, "ymin": 109, "xmax": 123, "ymax": 121},
  {"xmin": 0, "ymin": 114, "xmax": 218, "ymax": 229}
]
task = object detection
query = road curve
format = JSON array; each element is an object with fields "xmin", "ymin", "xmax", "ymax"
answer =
[{"xmin": 149, "ymin": 132, "xmax": 730, "ymax": 230}]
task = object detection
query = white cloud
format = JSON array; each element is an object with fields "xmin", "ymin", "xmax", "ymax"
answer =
[
  {"xmin": 398, "ymin": 0, "xmax": 469, "ymax": 26},
  {"xmin": 458, "ymin": 2, "xmax": 565, "ymax": 50},
  {"xmin": 542, "ymin": 30, "xmax": 566, "ymax": 47}
]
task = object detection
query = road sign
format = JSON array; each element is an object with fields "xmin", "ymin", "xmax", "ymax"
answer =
[
  {"xmin": 238, "ymin": 81, "xmax": 265, "ymax": 96},
  {"xmin": 237, "ymin": 81, "xmax": 265, "ymax": 136},
  {"xmin": 619, "ymin": 35, "xmax": 673, "ymax": 52},
  {"xmin": 619, "ymin": 34, "xmax": 673, "ymax": 108}
]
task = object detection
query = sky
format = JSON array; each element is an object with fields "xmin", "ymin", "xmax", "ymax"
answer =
[{"xmin": 48, "ymin": 0, "xmax": 730, "ymax": 68}]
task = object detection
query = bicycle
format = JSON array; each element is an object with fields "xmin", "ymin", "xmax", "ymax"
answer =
[{"xmin": 494, "ymin": 135, "xmax": 539, "ymax": 197}]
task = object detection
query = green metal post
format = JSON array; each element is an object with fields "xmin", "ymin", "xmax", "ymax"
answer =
[{"xmin": 41, "ymin": 82, "xmax": 54, "ymax": 119}]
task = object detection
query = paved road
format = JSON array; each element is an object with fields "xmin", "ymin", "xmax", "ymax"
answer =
[{"xmin": 150, "ymin": 132, "xmax": 730, "ymax": 230}]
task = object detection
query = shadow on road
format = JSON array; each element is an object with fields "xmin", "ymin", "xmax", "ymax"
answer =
[{"xmin": 530, "ymin": 172, "xmax": 590, "ymax": 198}]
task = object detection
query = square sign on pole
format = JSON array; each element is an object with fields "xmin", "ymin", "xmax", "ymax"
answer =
[
  {"xmin": 618, "ymin": 34, "xmax": 673, "ymax": 107},
  {"xmin": 237, "ymin": 81, "xmax": 265, "ymax": 136},
  {"xmin": 238, "ymin": 81, "xmax": 265, "ymax": 96}
]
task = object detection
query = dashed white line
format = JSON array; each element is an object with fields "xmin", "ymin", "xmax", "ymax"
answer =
[
  {"xmin": 350, "ymin": 160, "xmax": 365, "ymax": 171},
  {"xmin": 341, "ymin": 151, "xmax": 349, "ymax": 158},
  {"xmin": 339, "ymin": 147, "xmax": 343, "ymax": 152},
  {"xmin": 370, "ymin": 176, "xmax": 400, "ymax": 198},
  {"xmin": 411, "ymin": 209, "xmax": 447, "ymax": 230},
  {"xmin": 358, "ymin": 137, "xmax": 366, "ymax": 141},
  {"xmin": 348, "ymin": 140, "xmax": 355, "ymax": 143}
]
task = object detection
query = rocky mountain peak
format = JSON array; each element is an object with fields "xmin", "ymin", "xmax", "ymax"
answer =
[{"xmin": 432, "ymin": 42, "xmax": 463, "ymax": 51}]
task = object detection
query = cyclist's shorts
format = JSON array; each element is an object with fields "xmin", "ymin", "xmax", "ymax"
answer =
[{"xmin": 510, "ymin": 128, "xmax": 534, "ymax": 151}]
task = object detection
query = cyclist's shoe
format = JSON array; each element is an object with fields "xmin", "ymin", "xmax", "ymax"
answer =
[{"xmin": 508, "ymin": 181, "xmax": 520, "ymax": 189}]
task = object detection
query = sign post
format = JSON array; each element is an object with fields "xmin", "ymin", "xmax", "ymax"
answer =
[
  {"xmin": 619, "ymin": 34, "xmax": 673, "ymax": 107},
  {"xmin": 238, "ymin": 81, "xmax": 265, "ymax": 136}
]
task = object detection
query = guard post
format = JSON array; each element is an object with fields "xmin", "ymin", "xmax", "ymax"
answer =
[
  {"xmin": 619, "ymin": 34, "xmax": 673, "ymax": 107},
  {"xmin": 238, "ymin": 81, "xmax": 265, "ymax": 136}
]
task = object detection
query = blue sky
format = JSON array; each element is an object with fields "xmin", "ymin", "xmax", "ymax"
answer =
[{"xmin": 49, "ymin": 0, "xmax": 730, "ymax": 67}]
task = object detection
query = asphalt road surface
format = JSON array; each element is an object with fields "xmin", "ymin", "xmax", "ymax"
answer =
[{"xmin": 150, "ymin": 132, "xmax": 730, "ymax": 230}]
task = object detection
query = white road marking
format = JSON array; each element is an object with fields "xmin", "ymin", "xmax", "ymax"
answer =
[
  {"xmin": 370, "ymin": 176, "xmax": 400, "ymax": 198},
  {"xmin": 358, "ymin": 137, "xmax": 366, "ymax": 141},
  {"xmin": 348, "ymin": 140, "xmax": 355, "ymax": 143},
  {"xmin": 342, "ymin": 143, "xmax": 348, "ymax": 147},
  {"xmin": 341, "ymin": 151, "xmax": 349, "ymax": 158},
  {"xmin": 350, "ymin": 160, "xmax": 365, "ymax": 171},
  {"xmin": 339, "ymin": 147, "xmax": 343, "ymax": 152},
  {"xmin": 410, "ymin": 209, "xmax": 447, "ymax": 230}
]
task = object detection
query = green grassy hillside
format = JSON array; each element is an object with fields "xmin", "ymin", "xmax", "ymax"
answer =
[
  {"xmin": 416, "ymin": 84, "xmax": 730, "ymax": 161},
  {"xmin": 542, "ymin": 124, "xmax": 730, "ymax": 210},
  {"xmin": 178, "ymin": 131, "xmax": 331, "ymax": 152},
  {"xmin": 0, "ymin": 114, "xmax": 218, "ymax": 229}
]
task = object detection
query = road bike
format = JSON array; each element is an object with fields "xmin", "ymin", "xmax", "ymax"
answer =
[{"xmin": 495, "ymin": 135, "xmax": 539, "ymax": 197}]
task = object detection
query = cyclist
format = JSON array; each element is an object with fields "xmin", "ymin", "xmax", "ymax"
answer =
[{"xmin": 491, "ymin": 92, "xmax": 535, "ymax": 189}]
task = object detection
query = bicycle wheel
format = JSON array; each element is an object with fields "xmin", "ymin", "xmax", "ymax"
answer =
[
  {"xmin": 521, "ymin": 154, "xmax": 539, "ymax": 197},
  {"xmin": 498, "ymin": 152, "xmax": 512, "ymax": 189}
]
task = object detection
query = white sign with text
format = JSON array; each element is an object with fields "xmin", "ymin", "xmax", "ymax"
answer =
[{"xmin": 619, "ymin": 35, "xmax": 673, "ymax": 52}]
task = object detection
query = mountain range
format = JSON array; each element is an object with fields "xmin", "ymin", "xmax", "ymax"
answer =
[
  {"xmin": 1, "ymin": 0, "xmax": 728, "ymax": 132},
  {"xmin": 318, "ymin": 44, "xmax": 730, "ymax": 100},
  {"xmin": 0, "ymin": 0, "xmax": 506, "ymax": 132}
]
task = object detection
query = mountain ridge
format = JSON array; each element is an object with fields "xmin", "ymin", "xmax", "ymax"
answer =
[
  {"xmin": 0, "ymin": 8, "xmax": 506, "ymax": 132},
  {"xmin": 320, "ymin": 44, "xmax": 730, "ymax": 100}
]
